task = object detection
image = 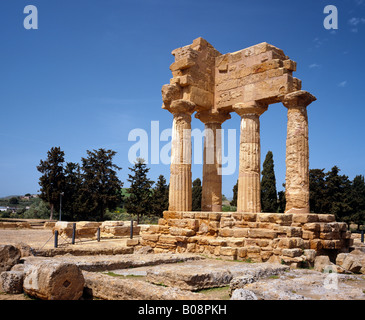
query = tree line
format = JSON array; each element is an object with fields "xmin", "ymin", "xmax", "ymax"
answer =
[
  {"xmin": 230, "ymin": 151, "xmax": 365, "ymax": 228},
  {"xmin": 35, "ymin": 147, "xmax": 365, "ymax": 228},
  {"xmin": 37, "ymin": 147, "xmax": 169, "ymax": 223}
]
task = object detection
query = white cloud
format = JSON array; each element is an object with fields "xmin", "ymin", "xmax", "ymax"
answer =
[
  {"xmin": 351, "ymin": 28, "xmax": 359, "ymax": 33},
  {"xmin": 338, "ymin": 81, "xmax": 347, "ymax": 87},
  {"xmin": 309, "ymin": 63, "xmax": 320, "ymax": 68},
  {"xmin": 349, "ymin": 17, "xmax": 361, "ymax": 25}
]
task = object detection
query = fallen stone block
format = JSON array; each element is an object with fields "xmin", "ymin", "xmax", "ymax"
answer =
[
  {"xmin": 0, "ymin": 245, "xmax": 21, "ymax": 273},
  {"xmin": 314, "ymin": 255, "xmax": 332, "ymax": 272},
  {"xmin": 23, "ymin": 260, "xmax": 85, "ymax": 300},
  {"xmin": 0, "ymin": 270, "xmax": 24, "ymax": 294},
  {"xmin": 82, "ymin": 271, "xmax": 208, "ymax": 300},
  {"xmin": 230, "ymin": 289, "xmax": 258, "ymax": 300}
]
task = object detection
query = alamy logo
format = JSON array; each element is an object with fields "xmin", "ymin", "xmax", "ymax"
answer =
[
  {"xmin": 323, "ymin": 5, "xmax": 338, "ymax": 30},
  {"xmin": 127, "ymin": 121, "xmax": 237, "ymax": 175},
  {"xmin": 24, "ymin": 5, "xmax": 38, "ymax": 30}
]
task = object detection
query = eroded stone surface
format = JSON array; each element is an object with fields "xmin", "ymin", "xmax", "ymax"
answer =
[{"xmin": 144, "ymin": 260, "xmax": 288, "ymax": 291}]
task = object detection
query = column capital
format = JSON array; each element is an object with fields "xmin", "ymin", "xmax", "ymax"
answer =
[
  {"xmin": 195, "ymin": 110, "xmax": 231, "ymax": 124},
  {"xmin": 233, "ymin": 101, "xmax": 268, "ymax": 117},
  {"xmin": 282, "ymin": 90, "xmax": 316, "ymax": 109},
  {"xmin": 168, "ymin": 99, "xmax": 196, "ymax": 116}
]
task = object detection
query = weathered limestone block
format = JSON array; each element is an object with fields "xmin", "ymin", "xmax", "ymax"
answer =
[
  {"xmin": 163, "ymin": 211, "xmax": 183, "ymax": 220},
  {"xmin": 302, "ymin": 230, "xmax": 320, "ymax": 240},
  {"xmin": 314, "ymin": 255, "xmax": 332, "ymax": 272},
  {"xmin": 53, "ymin": 221, "xmax": 74, "ymax": 237},
  {"xmin": 220, "ymin": 247, "xmax": 237, "ymax": 259},
  {"xmin": 0, "ymin": 245, "xmax": 21, "ymax": 273},
  {"xmin": 231, "ymin": 289, "xmax": 258, "ymax": 300},
  {"xmin": 23, "ymin": 260, "xmax": 85, "ymax": 300},
  {"xmin": 303, "ymin": 249, "xmax": 316, "ymax": 264},
  {"xmin": 258, "ymin": 213, "xmax": 292, "ymax": 225},
  {"xmin": 219, "ymin": 228, "xmax": 234, "ymax": 237},
  {"xmin": 220, "ymin": 217, "xmax": 235, "ymax": 228},
  {"xmin": 126, "ymin": 239, "xmax": 139, "ymax": 246},
  {"xmin": 302, "ymin": 223, "xmax": 320, "ymax": 232},
  {"xmin": 237, "ymin": 248, "xmax": 248, "ymax": 258},
  {"xmin": 320, "ymin": 231, "xmax": 341, "ymax": 240},
  {"xmin": 44, "ymin": 222, "xmax": 56, "ymax": 229},
  {"xmin": 281, "ymin": 248, "xmax": 303, "ymax": 258},
  {"xmin": 292, "ymin": 214, "xmax": 319, "ymax": 224},
  {"xmin": 169, "ymin": 227, "xmax": 195, "ymax": 237},
  {"xmin": 309, "ymin": 239, "xmax": 323, "ymax": 251},
  {"xmin": 247, "ymin": 228, "xmax": 277, "ymax": 239},
  {"xmin": 209, "ymin": 212, "xmax": 222, "ymax": 221},
  {"xmin": 336, "ymin": 250, "xmax": 365, "ymax": 274},
  {"xmin": 168, "ymin": 218, "xmax": 199, "ymax": 230},
  {"xmin": 159, "ymin": 235, "xmax": 178, "ymax": 245},
  {"xmin": 0, "ymin": 270, "xmax": 23, "ymax": 293},
  {"xmin": 83, "ymin": 271, "xmax": 207, "ymax": 300},
  {"xmin": 0, "ymin": 270, "xmax": 24, "ymax": 294},
  {"xmin": 274, "ymin": 237, "xmax": 304, "ymax": 249},
  {"xmin": 142, "ymin": 234, "xmax": 160, "ymax": 242},
  {"xmin": 226, "ymin": 239, "xmax": 245, "ymax": 247},
  {"xmin": 233, "ymin": 228, "xmax": 249, "ymax": 238},
  {"xmin": 241, "ymin": 213, "xmax": 257, "ymax": 222},
  {"xmin": 321, "ymin": 240, "xmax": 342, "ymax": 249},
  {"xmin": 318, "ymin": 214, "xmax": 336, "ymax": 222}
]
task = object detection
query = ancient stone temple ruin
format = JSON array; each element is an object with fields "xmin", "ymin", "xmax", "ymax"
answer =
[{"xmin": 131, "ymin": 38, "xmax": 353, "ymax": 265}]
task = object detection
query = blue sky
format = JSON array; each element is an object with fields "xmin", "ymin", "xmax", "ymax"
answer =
[{"xmin": 0, "ymin": 0, "xmax": 364, "ymax": 199}]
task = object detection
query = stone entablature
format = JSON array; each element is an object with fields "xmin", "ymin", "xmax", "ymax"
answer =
[{"xmin": 136, "ymin": 212, "xmax": 353, "ymax": 266}]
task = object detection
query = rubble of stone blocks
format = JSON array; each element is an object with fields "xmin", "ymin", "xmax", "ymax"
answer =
[
  {"xmin": 53, "ymin": 221, "xmax": 140, "ymax": 239},
  {"xmin": 131, "ymin": 212, "xmax": 353, "ymax": 267}
]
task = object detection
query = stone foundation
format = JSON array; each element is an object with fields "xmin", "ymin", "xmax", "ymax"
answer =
[{"xmin": 130, "ymin": 211, "xmax": 353, "ymax": 267}]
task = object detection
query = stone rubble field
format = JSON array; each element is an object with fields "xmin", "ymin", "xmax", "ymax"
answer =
[{"xmin": 0, "ymin": 226, "xmax": 365, "ymax": 300}]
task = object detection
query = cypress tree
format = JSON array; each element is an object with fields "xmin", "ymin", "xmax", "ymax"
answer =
[
  {"xmin": 125, "ymin": 158, "xmax": 154, "ymax": 224},
  {"xmin": 260, "ymin": 151, "xmax": 278, "ymax": 212},
  {"xmin": 37, "ymin": 147, "xmax": 66, "ymax": 220},
  {"xmin": 230, "ymin": 179, "xmax": 238, "ymax": 207},
  {"xmin": 350, "ymin": 175, "xmax": 365, "ymax": 230},
  {"xmin": 151, "ymin": 174, "xmax": 169, "ymax": 217},
  {"xmin": 80, "ymin": 148, "xmax": 123, "ymax": 221},
  {"xmin": 192, "ymin": 178, "xmax": 202, "ymax": 211}
]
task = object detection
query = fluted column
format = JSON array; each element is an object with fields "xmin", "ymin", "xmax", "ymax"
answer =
[
  {"xmin": 233, "ymin": 102, "xmax": 268, "ymax": 213},
  {"xmin": 195, "ymin": 110, "xmax": 231, "ymax": 212},
  {"xmin": 168, "ymin": 99, "xmax": 195, "ymax": 211},
  {"xmin": 282, "ymin": 90, "xmax": 316, "ymax": 214}
]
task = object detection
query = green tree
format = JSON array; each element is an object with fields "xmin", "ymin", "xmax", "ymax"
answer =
[
  {"xmin": 125, "ymin": 158, "xmax": 154, "ymax": 224},
  {"xmin": 9, "ymin": 197, "xmax": 19, "ymax": 205},
  {"xmin": 80, "ymin": 149, "xmax": 123, "ymax": 221},
  {"xmin": 277, "ymin": 188, "xmax": 286, "ymax": 213},
  {"xmin": 24, "ymin": 199, "xmax": 51, "ymax": 219},
  {"xmin": 350, "ymin": 175, "xmax": 365, "ymax": 229},
  {"xmin": 150, "ymin": 175, "xmax": 169, "ymax": 217},
  {"xmin": 230, "ymin": 179, "xmax": 238, "ymax": 207},
  {"xmin": 192, "ymin": 178, "xmax": 202, "ymax": 211},
  {"xmin": 260, "ymin": 151, "xmax": 278, "ymax": 212},
  {"xmin": 309, "ymin": 169, "xmax": 326, "ymax": 213},
  {"xmin": 323, "ymin": 166, "xmax": 353, "ymax": 222},
  {"xmin": 37, "ymin": 147, "xmax": 65, "ymax": 220},
  {"xmin": 62, "ymin": 162, "xmax": 83, "ymax": 221}
]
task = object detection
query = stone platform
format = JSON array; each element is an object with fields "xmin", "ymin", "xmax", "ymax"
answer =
[{"xmin": 128, "ymin": 211, "xmax": 353, "ymax": 267}]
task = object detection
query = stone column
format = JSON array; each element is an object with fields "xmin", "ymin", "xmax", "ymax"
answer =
[
  {"xmin": 282, "ymin": 90, "xmax": 316, "ymax": 214},
  {"xmin": 233, "ymin": 102, "xmax": 268, "ymax": 213},
  {"xmin": 195, "ymin": 110, "xmax": 231, "ymax": 212},
  {"xmin": 168, "ymin": 99, "xmax": 195, "ymax": 211}
]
